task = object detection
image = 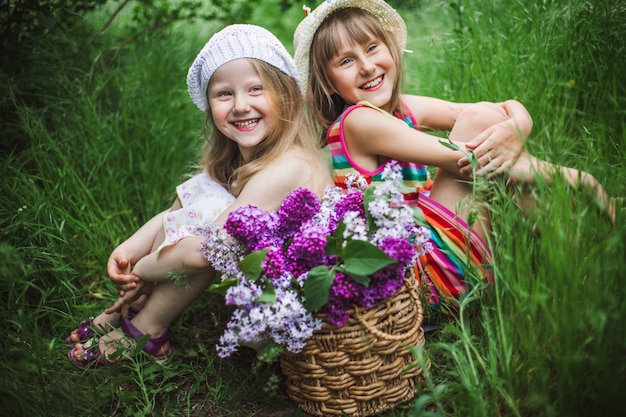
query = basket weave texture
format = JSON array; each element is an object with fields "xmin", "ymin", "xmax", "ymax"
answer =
[{"xmin": 280, "ymin": 272, "xmax": 427, "ymax": 416}]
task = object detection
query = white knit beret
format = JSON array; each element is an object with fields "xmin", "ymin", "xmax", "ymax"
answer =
[{"xmin": 187, "ymin": 24, "xmax": 300, "ymax": 112}]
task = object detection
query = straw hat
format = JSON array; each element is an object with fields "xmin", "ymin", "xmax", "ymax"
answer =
[
  {"xmin": 293, "ymin": 0, "xmax": 407, "ymax": 95},
  {"xmin": 188, "ymin": 24, "xmax": 300, "ymax": 112}
]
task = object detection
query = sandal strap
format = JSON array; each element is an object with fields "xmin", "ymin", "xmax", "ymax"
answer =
[
  {"xmin": 75, "ymin": 319, "xmax": 95, "ymax": 339},
  {"xmin": 119, "ymin": 316, "xmax": 170, "ymax": 357},
  {"xmin": 68, "ymin": 344, "xmax": 108, "ymax": 368}
]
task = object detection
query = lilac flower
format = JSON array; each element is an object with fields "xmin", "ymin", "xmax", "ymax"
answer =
[
  {"xmin": 414, "ymin": 226, "xmax": 434, "ymax": 256},
  {"xmin": 262, "ymin": 247, "xmax": 285, "ymax": 279},
  {"xmin": 329, "ymin": 271, "xmax": 359, "ymax": 301},
  {"xmin": 344, "ymin": 172, "xmax": 369, "ymax": 190},
  {"xmin": 224, "ymin": 278, "xmax": 262, "ymax": 306},
  {"xmin": 286, "ymin": 220, "xmax": 329, "ymax": 277},
  {"xmin": 325, "ymin": 299, "xmax": 351, "ymax": 326},
  {"xmin": 199, "ymin": 223, "xmax": 246, "ymax": 278},
  {"xmin": 224, "ymin": 205, "xmax": 279, "ymax": 252},
  {"xmin": 335, "ymin": 190, "xmax": 365, "ymax": 220},
  {"xmin": 277, "ymin": 188, "xmax": 321, "ymax": 239},
  {"xmin": 216, "ymin": 287, "xmax": 323, "ymax": 357},
  {"xmin": 380, "ymin": 236, "xmax": 417, "ymax": 265},
  {"xmin": 342, "ymin": 211, "xmax": 368, "ymax": 241}
]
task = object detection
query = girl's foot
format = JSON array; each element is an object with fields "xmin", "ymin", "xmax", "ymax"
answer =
[
  {"xmin": 65, "ymin": 296, "xmax": 148, "ymax": 344},
  {"xmin": 68, "ymin": 316, "xmax": 170, "ymax": 368},
  {"xmin": 65, "ymin": 312, "xmax": 121, "ymax": 344}
]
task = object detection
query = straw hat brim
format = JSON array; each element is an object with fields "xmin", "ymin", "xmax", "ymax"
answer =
[{"xmin": 293, "ymin": 0, "xmax": 407, "ymax": 96}]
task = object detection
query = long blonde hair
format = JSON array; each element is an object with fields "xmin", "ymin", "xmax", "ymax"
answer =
[
  {"xmin": 199, "ymin": 59, "xmax": 321, "ymax": 196},
  {"xmin": 307, "ymin": 7, "xmax": 406, "ymax": 130}
]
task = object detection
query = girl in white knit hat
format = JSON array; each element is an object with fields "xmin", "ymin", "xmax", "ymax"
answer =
[
  {"xmin": 294, "ymin": 0, "xmax": 618, "ymax": 314},
  {"xmin": 67, "ymin": 24, "xmax": 333, "ymax": 367}
]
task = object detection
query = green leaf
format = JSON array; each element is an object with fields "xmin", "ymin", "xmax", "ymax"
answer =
[
  {"xmin": 240, "ymin": 248, "xmax": 269, "ymax": 281},
  {"xmin": 256, "ymin": 280, "xmax": 276, "ymax": 303},
  {"xmin": 328, "ymin": 220, "xmax": 346, "ymax": 255},
  {"xmin": 412, "ymin": 206, "xmax": 428, "ymax": 226},
  {"xmin": 303, "ymin": 265, "xmax": 336, "ymax": 312},
  {"xmin": 207, "ymin": 277, "xmax": 239, "ymax": 296},
  {"xmin": 325, "ymin": 235, "xmax": 340, "ymax": 257},
  {"xmin": 438, "ymin": 138, "xmax": 461, "ymax": 151},
  {"xmin": 337, "ymin": 267, "xmax": 371, "ymax": 287},
  {"xmin": 363, "ymin": 187, "xmax": 378, "ymax": 231},
  {"xmin": 342, "ymin": 240, "xmax": 397, "ymax": 275}
]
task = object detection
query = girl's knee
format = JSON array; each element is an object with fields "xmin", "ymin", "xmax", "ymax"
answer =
[{"xmin": 455, "ymin": 102, "xmax": 508, "ymax": 134}]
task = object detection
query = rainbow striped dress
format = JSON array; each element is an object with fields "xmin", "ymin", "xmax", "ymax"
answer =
[{"xmin": 326, "ymin": 102, "xmax": 492, "ymax": 313}]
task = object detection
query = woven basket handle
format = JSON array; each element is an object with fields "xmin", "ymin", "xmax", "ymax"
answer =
[{"xmin": 353, "ymin": 283, "xmax": 424, "ymax": 342}]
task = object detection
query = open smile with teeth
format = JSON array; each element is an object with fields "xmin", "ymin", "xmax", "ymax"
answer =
[
  {"xmin": 233, "ymin": 119, "xmax": 259, "ymax": 128},
  {"xmin": 360, "ymin": 75, "xmax": 383, "ymax": 89}
]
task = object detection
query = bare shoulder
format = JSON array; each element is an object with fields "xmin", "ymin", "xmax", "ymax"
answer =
[
  {"xmin": 245, "ymin": 148, "xmax": 332, "ymax": 202},
  {"xmin": 277, "ymin": 147, "xmax": 333, "ymax": 195}
]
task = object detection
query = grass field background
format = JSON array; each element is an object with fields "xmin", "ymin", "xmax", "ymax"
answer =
[{"xmin": 1, "ymin": 0, "xmax": 624, "ymax": 416}]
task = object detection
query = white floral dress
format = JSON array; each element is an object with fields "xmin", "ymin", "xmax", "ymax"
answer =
[{"xmin": 157, "ymin": 172, "xmax": 235, "ymax": 253}]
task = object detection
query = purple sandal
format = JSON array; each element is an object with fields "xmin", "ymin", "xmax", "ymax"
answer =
[
  {"xmin": 68, "ymin": 341, "xmax": 109, "ymax": 368},
  {"xmin": 119, "ymin": 316, "xmax": 171, "ymax": 362},
  {"xmin": 68, "ymin": 316, "xmax": 171, "ymax": 369},
  {"xmin": 65, "ymin": 309, "xmax": 139, "ymax": 344},
  {"xmin": 65, "ymin": 318, "xmax": 98, "ymax": 344}
]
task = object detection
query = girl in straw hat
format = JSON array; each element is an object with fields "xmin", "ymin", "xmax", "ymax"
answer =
[
  {"xmin": 294, "ymin": 0, "xmax": 618, "ymax": 312},
  {"xmin": 67, "ymin": 24, "xmax": 332, "ymax": 367}
]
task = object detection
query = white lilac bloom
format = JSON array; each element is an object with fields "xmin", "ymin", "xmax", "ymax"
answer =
[
  {"xmin": 344, "ymin": 172, "xmax": 369, "ymax": 190},
  {"xmin": 198, "ymin": 223, "xmax": 246, "ymax": 279},
  {"xmin": 342, "ymin": 211, "xmax": 368, "ymax": 241},
  {"xmin": 224, "ymin": 278, "xmax": 262, "ymax": 306}
]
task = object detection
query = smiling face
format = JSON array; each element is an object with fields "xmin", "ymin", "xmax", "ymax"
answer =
[
  {"xmin": 324, "ymin": 34, "xmax": 397, "ymax": 111},
  {"xmin": 208, "ymin": 58, "xmax": 276, "ymax": 162},
  {"xmin": 307, "ymin": 8, "xmax": 405, "ymax": 128}
]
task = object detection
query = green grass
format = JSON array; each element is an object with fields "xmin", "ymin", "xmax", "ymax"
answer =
[{"xmin": 1, "ymin": 0, "xmax": 625, "ymax": 416}]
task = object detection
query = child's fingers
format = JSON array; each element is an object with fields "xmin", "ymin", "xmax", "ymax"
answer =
[
  {"xmin": 119, "ymin": 282, "xmax": 137, "ymax": 292},
  {"xmin": 104, "ymin": 298, "xmax": 125, "ymax": 315},
  {"xmin": 109, "ymin": 274, "xmax": 140, "ymax": 285}
]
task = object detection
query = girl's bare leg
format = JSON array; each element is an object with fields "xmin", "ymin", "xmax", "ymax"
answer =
[
  {"xmin": 429, "ymin": 102, "xmax": 510, "ymax": 241},
  {"xmin": 71, "ymin": 269, "xmax": 215, "ymax": 362},
  {"xmin": 508, "ymin": 153, "xmax": 617, "ymax": 224},
  {"xmin": 68, "ymin": 200, "xmax": 180, "ymax": 343}
]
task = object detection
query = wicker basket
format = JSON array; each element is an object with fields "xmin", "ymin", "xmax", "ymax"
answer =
[{"xmin": 280, "ymin": 272, "xmax": 428, "ymax": 417}]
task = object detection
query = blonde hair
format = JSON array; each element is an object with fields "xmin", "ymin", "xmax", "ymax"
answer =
[
  {"xmin": 199, "ymin": 59, "xmax": 321, "ymax": 196},
  {"xmin": 307, "ymin": 7, "xmax": 406, "ymax": 129}
]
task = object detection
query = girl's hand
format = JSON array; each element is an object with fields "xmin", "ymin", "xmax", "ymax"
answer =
[
  {"xmin": 104, "ymin": 278, "xmax": 155, "ymax": 315},
  {"xmin": 458, "ymin": 123, "xmax": 525, "ymax": 177},
  {"xmin": 107, "ymin": 252, "xmax": 141, "ymax": 292}
]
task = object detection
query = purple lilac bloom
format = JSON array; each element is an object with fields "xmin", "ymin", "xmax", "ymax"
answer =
[
  {"xmin": 334, "ymin": 190, "xmax": 365, "ymax": 221},
  {"xmin": 224, "ymin": 205, "xmax": 279, "ymax": 252},
  {"xmin": 324, "ymin": 299, "xmax": 351, "ymax": 327},
  {"xmin": 262, "ymin": 247, "xmax": 285, "ymax": 279},
  {"xmin": 329, "ymin": 271, "xmax": 360, "ymax": 301},
  {"xmin": 355, "ymin": 264, "xmax": 403, "ymax": 309},
  {"xmin": 381, "ymin": 236, "xmax": 417, "ymax": 264},
  {"xmin": 277, "ymin": 188, "xmax": 321, "ymax": 240},
  {"xmin": 286, "ymin": 220, "xmax": 329, "ymax": 277}
]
